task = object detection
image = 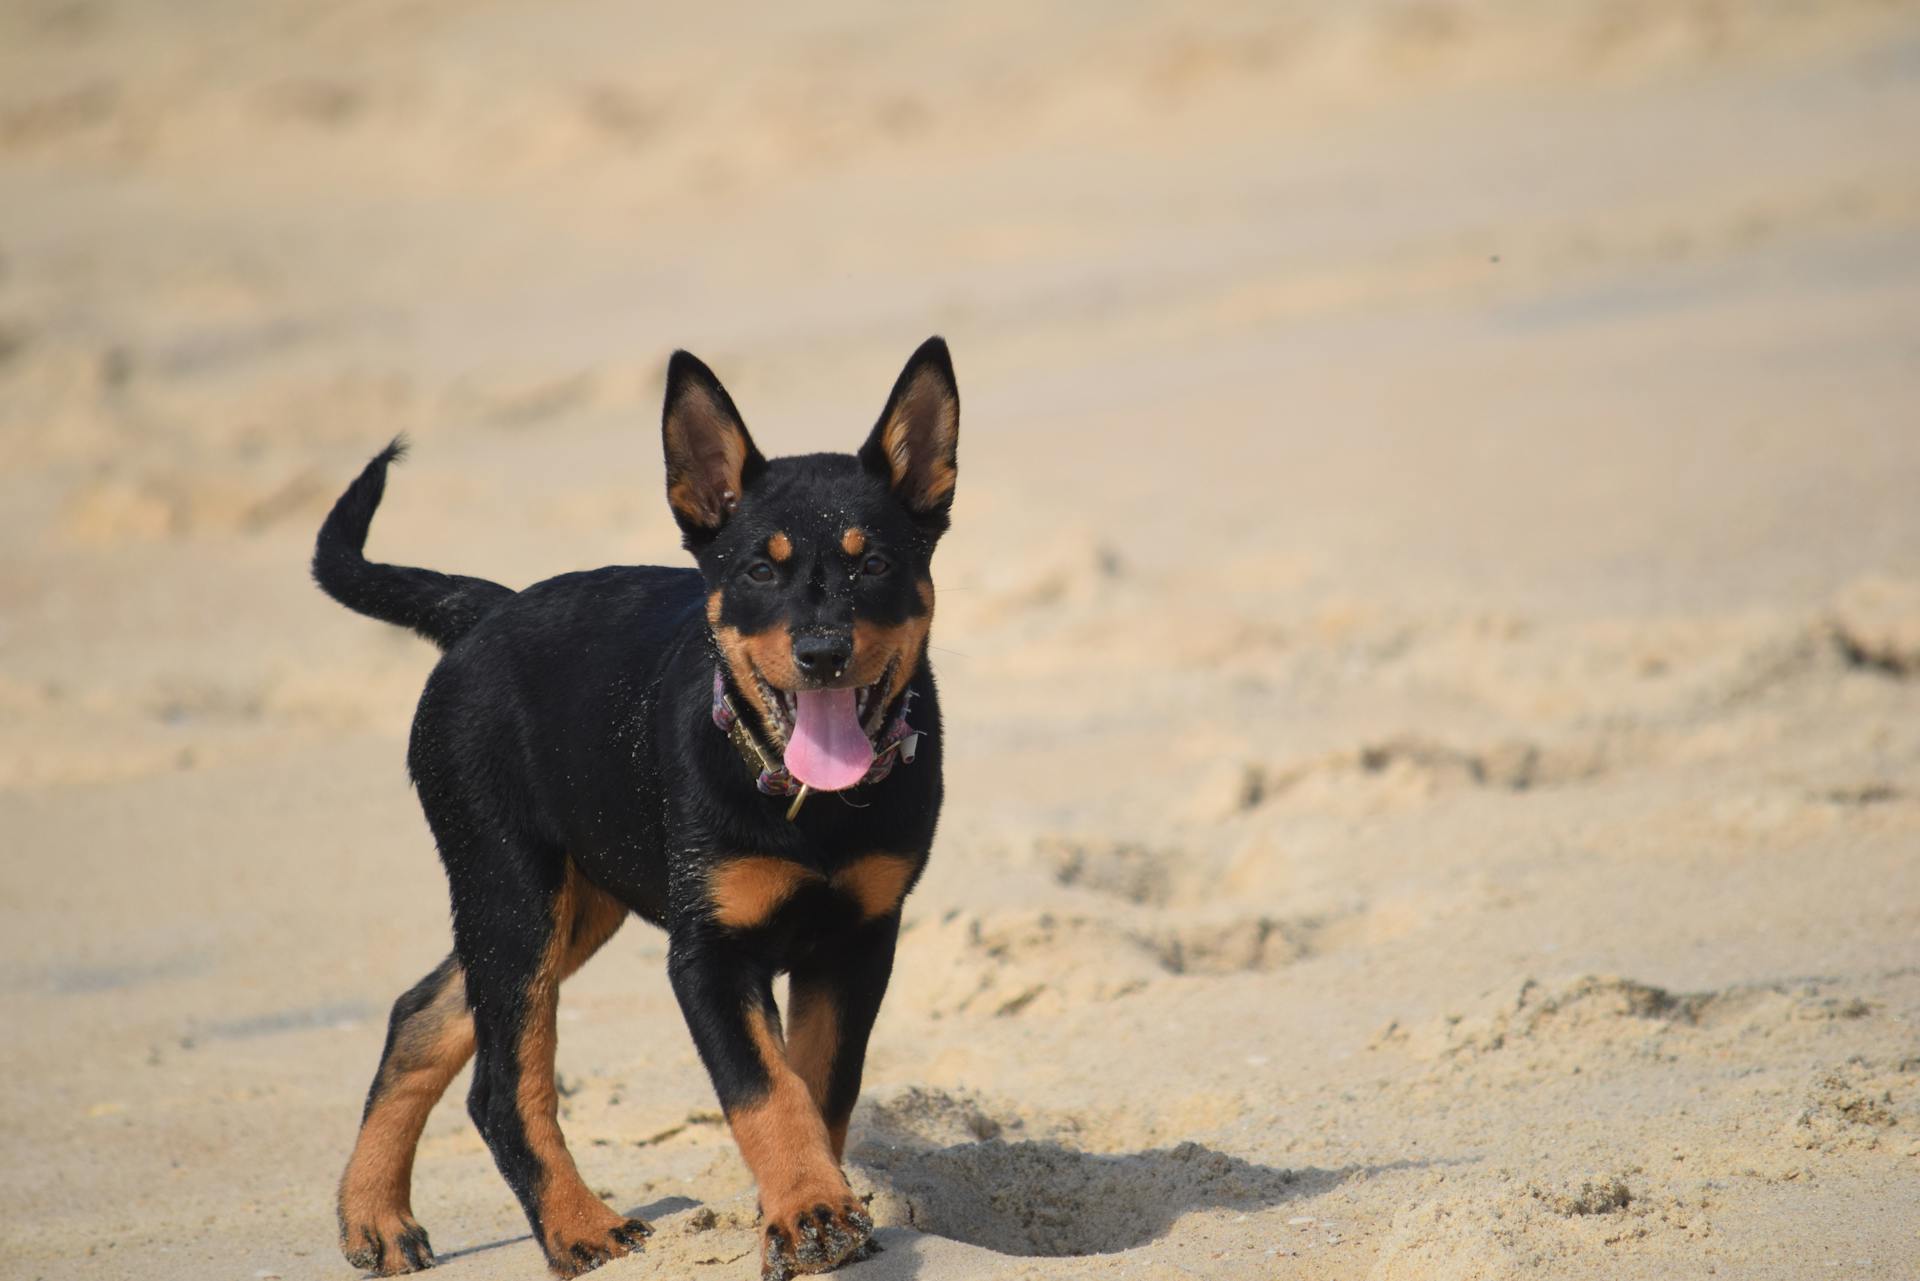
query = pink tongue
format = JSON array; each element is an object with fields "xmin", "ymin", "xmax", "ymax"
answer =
[{"xmin": 784, "ymin": 688, "xmax": 874, "ymax": 792}]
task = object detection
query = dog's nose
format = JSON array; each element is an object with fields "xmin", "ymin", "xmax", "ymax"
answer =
[{"xmin": 791, "ymin": 633, "xmax": 853, "ymax": 681}]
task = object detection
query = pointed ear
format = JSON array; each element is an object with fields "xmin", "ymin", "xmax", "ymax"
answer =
[
  {"xmin": 662, "ymin": 351, "xmax": 765, "ymax": 542},
  {"xmin": 860, "ymin": 337, "xmax": 959, "ymax": 529}
]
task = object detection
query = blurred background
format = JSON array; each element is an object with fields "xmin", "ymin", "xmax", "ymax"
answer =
[{"xmin": 3, "ymin": 2, "xmax": 1918, "ymax": 1279}]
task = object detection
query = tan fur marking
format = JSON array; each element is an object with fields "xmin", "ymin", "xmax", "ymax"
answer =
[
  {"xmin": 768, "ymin": 531, "xmax": 792, "ymax": 563},
  {"xmin": 667, "ymin": 477, "xmax": 713, "ymax": 529},
  {"xmin": 561, "ymin": 874, "xmax": 629, "ymax": 977},
  {"xmin": 709, "ymin": 591, "xmax": 800, "ymax": 740},
  {"xmin": 336, "ymin": 860, "xmax": 622, "ymax": 1275},
  {"xmin": 879, "ymin": 378, "xmax": 958, "ymax": 511},
  {"xmin": 729, "ymin": 1008, "xmax": 850, "ymax": 1222},
  {"xmin": 338, "ymin": 965, "xmax": 474, "ymax": 1267},
  {"xmin": 665, "ymin": 383, "xmax": 751, "ymax": 530},
  {"xmin": 709, "ymin": 857, "xmax": 820, "ymax": 930},
  {"xmin": 784, "ymin": 984, "xmax": 850, "ymax": 1162},
  {"xmin": 840, "ymin": 527, "xmax": 867, "ymax": 557},
  {"xmin": 828, "ymin": 1117, "xmax": 849, "ymax": 1162},
  {"xmin": 784, "ymin": 986, "xmax": 839, "ymax": 1115},
  {"xmin": 518, "ymin": 867, "xmax": 633, "ymax": 1265},
  {"xmin": 851, "ymin": 586, "xmax": 932, "ymax": 705},
  {"xmin": 832, "ymin": 854, "xmax": 917, "ymax": 922}
]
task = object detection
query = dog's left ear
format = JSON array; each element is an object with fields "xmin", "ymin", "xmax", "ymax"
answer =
[
  {"xmin": 662, "ymin": 350, "xmax": 766, "ymax": 544},
  {"xmin": 860, "ymin": 337, "xmax": 959, "ymax": 532}
]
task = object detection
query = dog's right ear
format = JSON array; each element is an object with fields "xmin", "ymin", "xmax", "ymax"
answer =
[
  {"xmin": 859, "ymin": 337, "xmax": 959, "ymax": 533},
  {"xmin": 662, "ymin": 351, "xmax": 766, "ymax": 543}
]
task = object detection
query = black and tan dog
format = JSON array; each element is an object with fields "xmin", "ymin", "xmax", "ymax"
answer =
[{"xmin": 314, "ymin": 339, "xmax": 957, "ymax": 1279}]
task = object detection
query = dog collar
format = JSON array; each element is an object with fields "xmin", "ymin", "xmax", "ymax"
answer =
[{"xmin": 711, "ymin": 668, "xmax": 922, "ymax": 820}]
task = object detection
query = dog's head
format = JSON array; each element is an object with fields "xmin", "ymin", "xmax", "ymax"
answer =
[{"xmin": 662, "ymin": 338, "xmax": 957, "ymax": 791}]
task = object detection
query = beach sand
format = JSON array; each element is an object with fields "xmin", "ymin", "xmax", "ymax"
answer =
[{"xmin": 3, "ymin": 2, "xmax": 1918, "ymax": 1278}]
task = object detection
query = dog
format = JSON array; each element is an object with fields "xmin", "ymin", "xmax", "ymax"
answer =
[{"xmin": 314, "ymin": 339, "xmax": 958, "ymax": 1279}]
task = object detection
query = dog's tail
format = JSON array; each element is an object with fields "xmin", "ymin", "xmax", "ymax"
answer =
[{"xmin": 312, "ymin": 438, "xmax": 514, "ymax": 651}]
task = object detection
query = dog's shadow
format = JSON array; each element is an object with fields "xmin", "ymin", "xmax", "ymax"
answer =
[
  {"xmin": 434, "ymin": 1148, "xmax": 1431, "ymax": 1278},
  {"xmin": 850, "ymin": 1137, "xmax": 1424, "ymax": 1262}
]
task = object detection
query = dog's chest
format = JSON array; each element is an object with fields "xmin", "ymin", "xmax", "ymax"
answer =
[{"xmin": 706, "ymin": 852, "xmax": 918, "ymax": 943}]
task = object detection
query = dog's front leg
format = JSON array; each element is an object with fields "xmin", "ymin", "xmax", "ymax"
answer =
[
  {"xmin": 785, "ymin": 915, "xmax": 899, "ymax": 1164},
  {"xmin": 668, "ymin": 929, "xmax": 874, "ymax": 1278}
]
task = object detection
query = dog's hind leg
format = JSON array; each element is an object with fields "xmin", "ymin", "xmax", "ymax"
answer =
[
  {"xmin": 457, "ymin": 857, "xmax": 645, "ymax": 1277},
  {"xmin": 337, "ymin": 859, "xmax": 626, "ymax": 1276},
  {"xmin": 338, "ymin": 953, "xmax": 474, "ymax": 1275}
]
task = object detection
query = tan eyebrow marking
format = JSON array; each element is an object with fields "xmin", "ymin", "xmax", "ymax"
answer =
[
  {"xmin": 767, "ymin": 532, "xmax": 793, "ymax": 562},
  {"xmin": 841, "ymin": 528, "xmax": 867, "ymax": 557}
]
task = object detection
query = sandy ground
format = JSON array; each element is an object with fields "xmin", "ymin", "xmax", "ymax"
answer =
[{"xmin": 4, "ymin": 2, "xmax": 1920, "ymax": 1278}]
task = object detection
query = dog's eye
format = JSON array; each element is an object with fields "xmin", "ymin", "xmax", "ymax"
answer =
[
  {"xmin": 861, "ymin": 554, "xmax": 890, "ymax": 577},
  {"xmin": 745, "ymin": 561, "xmax": 776, "ymax": 584}
]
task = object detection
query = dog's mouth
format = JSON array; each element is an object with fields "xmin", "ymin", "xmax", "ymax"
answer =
[
  {"xmin": 756, "ymin": 656, "xmax": 896, "ymax": 739},
  {"xmin": 752, "ymin": 657, "xmax": 897, "ymax": 792}
]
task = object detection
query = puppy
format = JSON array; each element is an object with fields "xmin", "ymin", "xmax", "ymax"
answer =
[{"xmin": 315, "ymin": 339, "xmax": 957, "ymax": 1278}]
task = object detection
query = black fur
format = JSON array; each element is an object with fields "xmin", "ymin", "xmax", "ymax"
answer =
[
  {"xmin": 323, "ymin": 339, "xmax": 958, "ymax": 1279},
  {"xmin": 360, "ymin": 953, "xmax": 461, "ymax": 1124},
  {"xmin": 312, "ymin": 438, "xmax": 518, "ymax": 651}
]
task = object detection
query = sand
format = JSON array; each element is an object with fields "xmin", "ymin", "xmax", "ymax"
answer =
[{"xmin": 3, "ymin": 1, "xmax": 1919, "ymax": 1278}]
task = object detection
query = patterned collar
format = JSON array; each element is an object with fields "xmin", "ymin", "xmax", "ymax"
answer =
[{"xmin": 711, "ymin": 667, "xmax": 922, "ymax": 820}]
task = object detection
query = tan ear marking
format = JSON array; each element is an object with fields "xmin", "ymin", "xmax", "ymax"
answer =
[
  {"xmin": 859, "ymin": 341, "xmax": 958, "ymax": 526},
  {"xmin": 879, "ymin": 378, "xmax": 958, "ymax": 511},
  {"xmin": 663, "ymin": 365, "xmax": 756, "ymax": 532}
]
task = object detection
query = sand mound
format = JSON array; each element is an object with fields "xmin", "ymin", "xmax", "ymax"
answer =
[
  {"xmin": 1382, "ymin": 974, "xmax": 1889, "ymax": 1065},
  {"xmin": 1831, "ymin": 576, "xmax": 1920, "ymax": 676},
  {"xmin": 1368, "ymin": 1173, "xmax": 1716, "ymax": 1281},
  {"xmin": 1785, "ymin": 1059, "xmax": 1920, "ymax": 1155}
]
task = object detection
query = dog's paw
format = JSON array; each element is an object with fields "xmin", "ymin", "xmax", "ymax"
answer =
[
  {"xmin": 760, "ymin": 1197, "xmax": 874, "ymax": 1279},
  {"xmin": 341, "ymin": 1212, "xmax": 436, "ymax": 1275},
  {"xmin": 543, "ymin": 1216, "xmax": 652, "ymax": 1277}
]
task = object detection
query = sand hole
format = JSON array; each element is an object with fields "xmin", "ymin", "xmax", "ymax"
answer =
[{"xmin": 857, "ymin": 1140, "xmax": 1310, "ymax": 1256}]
